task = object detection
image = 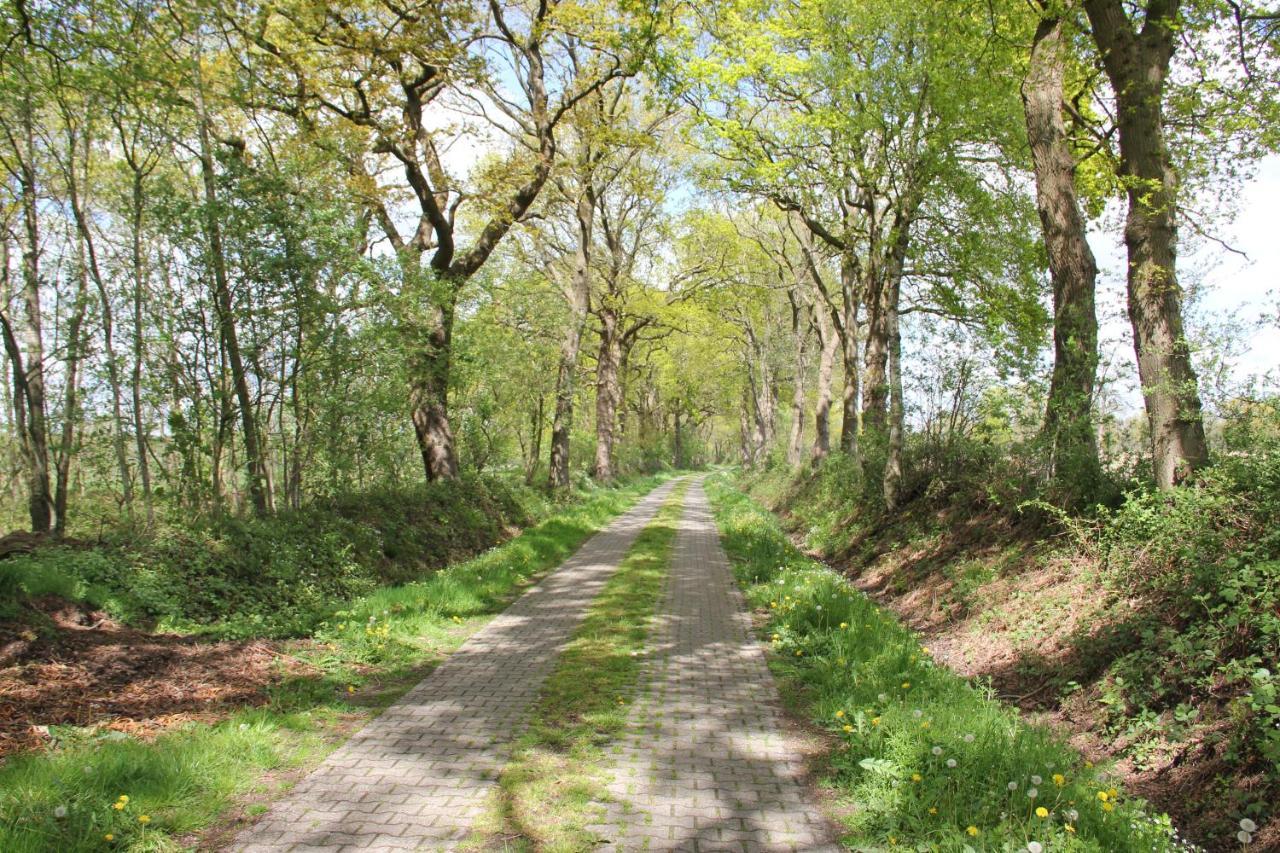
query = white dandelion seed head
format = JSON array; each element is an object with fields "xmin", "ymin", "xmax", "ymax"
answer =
[
  {"xmin": 1008, "ymin": 781, "xmax": 1018, "ymax": 790},
  {"xmin": 913, "ymin": 709, "xmax": 923, "ymax": 718},
  {"xmin": 1027, "ymin": 788, "xmax": 1039, "ymax": 799},
  {"xmin": 1027, "ymin": 843, "xmax": 1043, "ymax": 853},
  {"xmin": 1240, "ymin": 819, "xmax": 1257, "ymax": 833},
  {"xmin": 946, "ymin": 758, "xmax": 957, "ymax": 768},
  {"xmin": 878, "ymin": 693, "xmax": 888, "ymax": 702},
  {"xmin": 932, "ymin": 746, "xmax": 943, "ymax": 756},
  {"xmin": 1238, "ymin": 831, "xmax": 1253, "ymax": 844},
  {"xmin": 963, "ymin": 733, "xmax": 975, "ymax": 743},
  {"xmin": 53, "ymin": 806, "xmax": 67, "ymax": 819},
  {"xmin": 1031, "ymin": 775, "xmax": 1043, "ymax": 785}
]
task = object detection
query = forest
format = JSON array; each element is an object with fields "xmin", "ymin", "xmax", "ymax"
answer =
[{"xmin": 1, "ymin": 0, "xmax": 1279, "ymax": 851}]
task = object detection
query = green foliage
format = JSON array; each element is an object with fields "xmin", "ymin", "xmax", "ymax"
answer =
[
  {"xmin": 705, "ymin": 473, "xmax": 1183, "ymax": 851},
  {"xmin": 1096, "ymin": 445, "xmax": 1280, "ymax": 778}
]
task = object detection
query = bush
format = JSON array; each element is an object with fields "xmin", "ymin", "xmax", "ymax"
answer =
[{"xmin": 1, "ymin": 474, "xmax": 551, "ymax": 639}]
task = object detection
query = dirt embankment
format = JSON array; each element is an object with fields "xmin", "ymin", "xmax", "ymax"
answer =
[{"xmin": 793, "ymin": 505, "xmax": 1276, "ymax": 852}]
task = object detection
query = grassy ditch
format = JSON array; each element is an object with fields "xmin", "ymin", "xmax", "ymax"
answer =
[
  {"xmin": 0, "ymin": 475, "xmax": 667, "ymax": 853},
  {"xmin": 478, "ymin": 479, "xmax": 690, "ymax": 852},
  {"xmin": 705, "ymin": 473, "xmax": 1190, "ymax": 853}
]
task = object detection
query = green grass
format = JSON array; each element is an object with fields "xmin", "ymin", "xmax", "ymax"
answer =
[
  {"xmin": 704, "ymin": 473, "xmax": 1188, "ymax": 853},
  {"xmin": 478, "ymin": 480, "xmax": 690, "ymax": 852},
  {"xmin": 0, "ymin": 475, "xmax": 668, "ymax": 853}
]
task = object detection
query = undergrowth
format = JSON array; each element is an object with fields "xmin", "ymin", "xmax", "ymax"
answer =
[
  {"xmin": 706, "ymin": 472, "xmax": 1190, "ymax": 852},
  {"xmin": 0, "ymin": 475, "xmax": 555, "ymax": 639}
]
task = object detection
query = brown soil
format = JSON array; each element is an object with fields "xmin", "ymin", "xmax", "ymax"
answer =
[
  {"xmin": 0, "ymin": 596, "xmax": 304, "ymax": 759},
  {"xmin": 796, "ymin": 504, "xmax": 1276, "ymax": 853}
]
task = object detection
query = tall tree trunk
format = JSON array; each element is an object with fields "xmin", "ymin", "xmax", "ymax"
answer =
[
  {"xmin": 787, "ymin": 309, "xmax": 809, "ymax": 467},
  {"xmin": 882, "ymin": 250, "xmax": 906, "ymax": 511},
  {"xmin": 862, "ymin": 270, "xmax": 889, "ymax": 434},
  {"xmin": 837, "ymin": 251, "xmax": 862, "ymax": 459},
  {"xmin": 408, "ymin": 301, "xmax": 460, "ymax": 482},
  {"xmin": 193, "ymin": 53, "xmax": 270, "ymax": 513},
  {"xmin": 16, "ymin": 96, "xmax": 52, "ymax": 534},
  {"xmin": 548, "ymin": 187, "xmax": 594, "ymax": 489},
  {"xmin": 65, "ymin": 122, "xmax": 134, "ymax": 512},
  {"xmin": 1083, "ymin": 0, "xmax": 1208, "ymax": 488},
  {"xmin": 593, "ymin": 308, "xmax": 622, "ymax": 481},
  {"xmin": 1023, "ymin": 7, "xmax": 1103, "ymax": 502},
  {"xmin": 129, "ymin": 170, "xmax": 154, "ymax": 522},
  {"xmin": 524, "ymin": 395, "xmax": 544, "ymax": 485},
  {"xmin": 811, "ymin": 305, "xmax": 837, "ymax": 462},
  {"xmin": 54, "ymin": 245, "xmax": 90, "ymax": 535}
]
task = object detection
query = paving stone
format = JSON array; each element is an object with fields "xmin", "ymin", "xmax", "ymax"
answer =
[
  {"xmin": 596, "ymin": 481, "xmax": 842, "ymax": 852},
  {"xmin": 228, "ymin": 481, "xmax": 678, "ymax": 852}
]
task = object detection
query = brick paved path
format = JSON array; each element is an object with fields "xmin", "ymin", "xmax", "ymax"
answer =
[
  {"xmin": 229, "ymin": 480, "xmax": 679, "ymax": 853},
  {"xmin": 592, "ymin": 480, "xmax": 840, "ymax": 852}
]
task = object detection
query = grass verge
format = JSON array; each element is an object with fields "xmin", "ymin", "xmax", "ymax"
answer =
[
  {"xmin": 476, "ymin": 479, "xmax": 690, "ymax": 852},
  {"xmin": 0, "ymin": 475, "xmax": 667, "ymax": 853},
  {"xmin": 704, "ymin": 472, "xmax": 1190, "ymax": 853}
]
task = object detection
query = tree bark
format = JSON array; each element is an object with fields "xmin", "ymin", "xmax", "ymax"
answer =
[
  {"xmin": 15, "ymin": 95, "xmax": 52, "ymax": 533},
  {"xmin": 1083, "ymin": 0, "xmax": 1208, "ymax": 488},
  {"xmin": 786, "ymin": 293, "xmax": 809, "ymax": 467},
  {"xmin": 129, "ymin": 169, "xmax": 154, "ymax": 522},
  {"xmin": 548, "ymin": 186, "xmax": 595, "ymax": 489},
  {"xmin": 192, "ymin": 47, "xmax": 270, "ymax": 513},
  {"xmin": 1023, "ymin": 7, "xmax": 1103, "ymax": 501},
  {"xmin": 837, "ymin": 250, "xmax": 862, "ymax": 458},
  {"xmin": 55, "ymin": 242, "xmax": 90, "ymax": 535},
  {"xmin": 811, "ymin": 303, "xmax": 837, "ymax": 462},
  {"xmin": 593, "ymin": 307, "xmax": 622, "ymax": 481}
]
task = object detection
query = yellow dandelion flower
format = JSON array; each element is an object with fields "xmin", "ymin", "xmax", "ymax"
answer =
[
  {"xmin": 835, "ymin": 710, "xmax": 845, "ymax": 718},
  {"xmin": 117, "ymin": 796, "xmax": 129, "ymax": 803},
  {"xmin": 966, "ymin": 826, "xmax": 979, "ymax": 836},
  {"xmin": 1053, "ymin": 774, "xmax": 1065, "ymax": 786},
  {"xmin": 839, "ymin": 622, "xmax": 848, "ymax": 629},
  {"xmin": 1084, "ymin": 760, "xmax": 1093, "ymax": 768},
  {"xmin": 1107, "ymin": 787, "xmax": 1118, "ymax": 799},
  {"xmin": 1102, "ymin": 802, "xmax": 1114, "ymax": 813},
  {"xmin": 871, "ymin": 717, "xmax": 881, "ymax": 726},
  {"xmin": 1096, "ymin": 791, "xmax": 1109, "ymax": 802},
  {"xmin": 104, "ymin": 834, "xmax": 114, "ymax": 842},
  {"xmin": 842, "ymin": 724, "xmax": 854, "ymax": 733},
  {"xmin": 1036, "ymin": 807, "xmax": 1049, "ymax": 818},
  {"xmin": 928, "ymin": 807, "xmax": 937, "ymax": 815},
  {"xmin": 795, "ymin": 650, "xmax": 803, "ymax": 657},
  {"xmin": 1065, "ymin": 824, "xmax": 1076, "ymax": 834},
  {"xmin": 911, "ymin": 773, "xmax": 922, "ymax": 782},
  {"xmin": 921, "ymin": 721, "xmax": 930, "ymax": 729},
  {"xmin": 138, "ymin": 815, "xmax": 151, "ymax": 824},
  {"xmin": 901, "ymin": 681, "xmax": 910, "ymax": 689},
  {"xmin": 112, "ymin": 802, "xmax": 125, "ymax": 811}
]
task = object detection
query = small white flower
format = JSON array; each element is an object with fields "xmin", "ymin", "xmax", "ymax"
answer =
[
  {"xmin": 815, "ymin": 605, "xmax": 822, "ymax": 610},
  {"xmin": 1027, "ymin": 843, "xmax": 1043, "ymax": 853},
  {"xmin": 53, "ymin": 806, "xmax": 67, "ymax": 819},
  {"xmin": 1008, "ymin": 781, "xmax": 1018, "ymax": 790},
  {"xmin": 946, "ymin": 758, "xmax": 957, "ymax": 768},
  {"xmin": 1031, "ymin": 775, "xmax": 1043, "ymax": 785},
  {"xmin": 932, "ymin": 746, "xmax": 943, "ymax": 756},
  {"xmin": 1027, "ymin": 787, "xmax": 1039, "ymax": 799},
  {"xmin": 963, "ymin": 733, "xmax": 975, "ymax": 743},
  {"xmin": 1238, "ymin": 831, "xmax": 1252, "ymax": 844},
  {"xmin": 1240, "ymin": 819, "xmax": 1258, "ymax": 833}
]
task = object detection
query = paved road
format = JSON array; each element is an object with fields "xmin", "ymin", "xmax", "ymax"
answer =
[
  {"xmin": 592, "ymin": 480, "xmax": 839, "ymax": 852},
  {"xmin": 228, "ymin": 477, "xmax": 838, "ymax": 852}
]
